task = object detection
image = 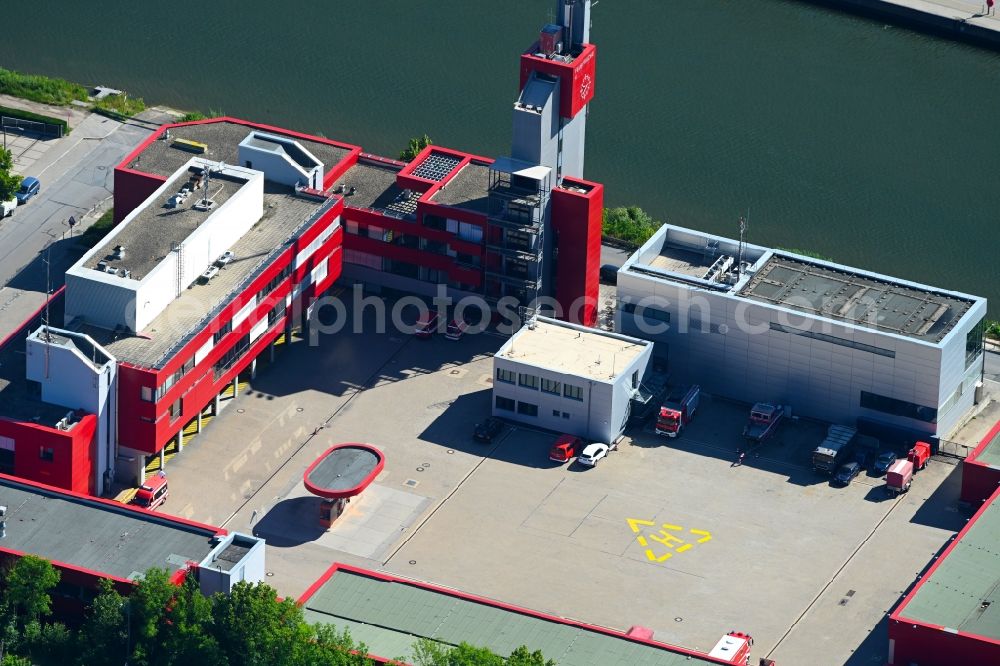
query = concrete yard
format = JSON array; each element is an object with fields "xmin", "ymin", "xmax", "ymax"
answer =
[{"xmin": 159, "ymin": 298, "xmax": 971, "ymax": 664}]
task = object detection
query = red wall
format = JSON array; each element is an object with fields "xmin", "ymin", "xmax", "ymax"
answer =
[
  {"xmin": 889, "ymin": 619, "xmax": 1000, "ymax": 666},
  {"xmin": 112, "ymin": 169, "xmax": 166, "ymax": 224},
  {"xmin": 0, "ymin": 415, "xmax": 97, "ymax": 495},
  {"xmin": 551, "ymin": 179, "xmax": 603, "ymax": 326},
  {"xmin": 960, "ymin": 420, "xmax": 1000, "ymax": 506},
  {"xmin": 519, "ymin": 43, "xmax": 596, "ymax": 119},
  {"xmin": 116, "ymin": 204, "xmax": 344, "ymax": 456}
]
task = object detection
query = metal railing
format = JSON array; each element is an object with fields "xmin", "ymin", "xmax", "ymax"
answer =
[{"xmin": 1, "ymin": 115, "xmax": 64, "ymax": 139}]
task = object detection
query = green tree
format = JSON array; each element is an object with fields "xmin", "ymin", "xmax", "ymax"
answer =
[
  {"xmin": 5, "ymin": 555, "xmax": 60, "ymax": 623},
  {"xmin": 0, "ymin": 148, "xmax": 22, "ymax": 201},
  {"xmin": 399, "ymin": 134, "xmax": 433, "ymax": 161},
  {"xmin": 212, "ymin": 581, "xmax": 313, "ymax": 666},
  {"xmin": 601, "ymin": 206, "xmax": 660, "ymax": 246},
  {"xmin": 126, "ymin": 568, "xmax": 177, "ymax": 665},
  {"xmin": 157, "ymin": 576, "xmax": 226, "ymax": 666},
  {"xmin": 75, "ymin": 578, "xmax": 127, "ymax": 666},
  {"xmin": 411, "ymin": 639, "xmax": 552, "ymax": 666}
]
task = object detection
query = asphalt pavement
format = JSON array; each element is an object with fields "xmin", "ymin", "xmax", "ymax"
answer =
[{"xmin": 0, "ymin": 106, "xmax": 172, "ymax": 340}]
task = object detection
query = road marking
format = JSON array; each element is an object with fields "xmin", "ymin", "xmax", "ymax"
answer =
[{"xmin": 627, "ymin": 517, "xmax": 712, "ymax": 563}]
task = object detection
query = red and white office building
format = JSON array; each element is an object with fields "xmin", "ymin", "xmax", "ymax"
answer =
[{"xmin": 0, "ymin": 1, "xmax": 603, "ymax": 496}]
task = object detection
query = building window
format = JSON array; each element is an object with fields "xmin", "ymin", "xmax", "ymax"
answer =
[
  {"xmin": 966, "ymin": 317, "xmax": 986, "ymax": 368},
  {"xmin": 495, "ymin": 395, "xmax": 515, "ymax": 412},
  {"xmin": 423, "ymin": 214, "xmax": 447, "ymax": 231},
  {"xmin": 256, "ymin": 265, "xmax": 292, "ymax": 305},
  {"xmin": 541, "ymin": 378, "xmax": 561, "ymax": 395},
  {"xmin": 562, "ymin": 412, "xmax": 570, "ymax": 419},
  {"xmin": 140, "ymin": 386, "xmax": 154, "ymax": 402},
  {"xmin": 345, "ymin": 220, "xmax": 360, "ymax": 235},
  {"xmin": 622, "ymin": 302, "xmax": 671, "ymax": 323},
  {"xmin": 214, "ymin": 320, "xmax": 233, "ymax": 344},
  {"xmin": 517, "ymin": 401, "xmax": 538, "ymax": 417},
  {"xmin": 496, "ymin": 368, "xmax": 516, "ymax": 384},
  {"xmin": 39, "ymin": 448, "xmax": 54, "ymax": 462},
  {"xmin": 632, "ymin": 371, "xmax": 639, "ymax": 389},
  {"xmin": 457, "ymin": 221, "xmax": 483, "ymax": 243},
  {"xmin": 519, "ymin": 373, "xmax": 539, "ymax": 389},
  {"xmin": 552, "ymin": 409, "xmax": 561, "ymax": 417},
  {"xmin": 860, "ymin": 391, "xmax": 937, "ymax": 424},
  {"xmin": 564, "ymin": 384, "xmax": 583, "ymax": 401},
  {"xmin": 169, "ymin": 398, "xmax": 183, "ymax": 421}
]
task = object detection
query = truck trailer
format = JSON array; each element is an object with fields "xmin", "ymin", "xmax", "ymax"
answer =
[
  {"xmin": 655, "ymin": 385, "xmax": 701, "ymax": 437},
  {"xmin": 812, "ymin": 425, "xmax": 858, "ymax": 474}
]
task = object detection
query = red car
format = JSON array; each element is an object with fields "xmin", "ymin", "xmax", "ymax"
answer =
[
  {"xmin": 549, "ymin": 434, "xmax": 583, "ymax": 463},
  {"xmin": 414, "ymin": 312, "xmax": 440, "ymax": 338},
  {"xmin": 445, "ymin": 319, "xmax": 468, "ymax": 341}
]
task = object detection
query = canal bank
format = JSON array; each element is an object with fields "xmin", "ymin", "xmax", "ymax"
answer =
[{"xmin": 812, "ymin": 0, "xmax": 1000, "ymax": 48}]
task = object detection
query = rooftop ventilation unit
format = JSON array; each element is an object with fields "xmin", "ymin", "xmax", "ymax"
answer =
[{"xmin": 113, "ymin": 245, "xmax": 125, "ymax": 260}]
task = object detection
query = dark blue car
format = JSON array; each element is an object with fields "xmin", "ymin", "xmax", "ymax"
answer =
[{"xmin": 15, "ymin": 177, "xmax": 40, "ymax": 204}]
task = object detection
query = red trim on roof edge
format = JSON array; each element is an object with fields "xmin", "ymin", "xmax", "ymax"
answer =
[
  {"xmin": 966, "ymin": 419, "xmax": 1000, "ymax": 466},
  {"xmin": 0, "ymin": 471, "xmax": 226, "ymax": 536},
  {"xmin": 299, "ymin": 562, "xmax": 739, "ymax": 665},
  {"xmin": 302, "ymin": 444, "xmax": 384, "ymax": 499},
  {"xmin": 890, "ymin": 484, "xmax": 1000, "ymax": 646}
]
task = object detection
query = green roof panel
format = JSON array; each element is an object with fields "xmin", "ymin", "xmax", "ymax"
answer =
[
  {"xmin": 901, "ymin": 494, "xmax": 1000, "ymax": 640},
  {"xmin": 303, "ymin": 570, "xmax": 725, "ymax": 666}
]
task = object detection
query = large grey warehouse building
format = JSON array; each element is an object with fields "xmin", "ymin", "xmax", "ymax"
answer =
[{"xmin": 615, "ymin": 225, "xmax": 987, "ymax": 440}]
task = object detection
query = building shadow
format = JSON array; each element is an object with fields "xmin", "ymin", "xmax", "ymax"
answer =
[
  {"xmin": 908, "ymin": 460, "xmax": 967, "ymax": 531},
  {"xmin": 251, "ymin": 496, "xmax": 328, "ymax": 547},
  {"xmin": 842, "ymin": 615, "xmax": 890, "ymax": 666},
  {"xmin": 4, "ymin": 235, "xmax": 86, "ymax": 294}
]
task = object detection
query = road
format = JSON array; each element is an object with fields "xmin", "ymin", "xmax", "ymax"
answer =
[{"xmin": 0, "ymin": 110, "xmax": 168, "ymax": 339}]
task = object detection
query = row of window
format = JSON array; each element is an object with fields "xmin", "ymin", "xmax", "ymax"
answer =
[
  {"xmin": 860, "ymin": 390, "xmax": 937, "ymax": 424},
  {"xmin": 495, "ymin": 396, "xmax": 572, "ymax": 420},
  {"xmin": 495, "ymin": 368, "xmax": 583, "ymax": 400},
  {"xmin": 256, "ymin": 265, "xmax": 292, "ymax": 306},
  {"xmin": 621, "ymin": 302, "xmax": 671, "ymax": 323}
]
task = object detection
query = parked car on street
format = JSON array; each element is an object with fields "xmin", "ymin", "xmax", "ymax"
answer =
[
  {"xmin": 872, "ymin": 451, "xmax": 897, "ymax": 476},
  {"xmin": 414, "ymin": 312, "xmax": 440, "ymax": 338},
  {"xmin": 15, "ymin": 177, "xmax": 40, "ymax": 204},
  {"xmin": 445, "ymin": 319, "xmax": 468, "ymax": 341},
  {"xmin": 473, "ymin": 417, "xmax": 504, "ymax": 443},
  {"xmin": 577, "ymin": 441, "xmax": 616, "ymax": 467},
  {"xmin": 832, "ymin": 461, "xmax": 862, "ymax": 486},
  {"xmin": 549, "ymin": 434, "xmax": 583, "ymax": 463}
]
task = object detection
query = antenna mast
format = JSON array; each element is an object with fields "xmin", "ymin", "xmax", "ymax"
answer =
[
  {"xmin": 43, "ymin": 247, "xmax": 51, "ymax": 378},
  {"xmin": 737, "ymin": 212, "xmax": 748, "ymax": 278}
]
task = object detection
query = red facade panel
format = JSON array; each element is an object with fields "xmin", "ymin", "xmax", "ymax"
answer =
[
  {"xmin": 888, "ymin": 619, "xmax": 1000, "ymax": 666},
  {"xmin": 112, "ymin": 169, "xmax": 166, "ymax": 224},
  {"xmin": 0, "ymin": 415, "xmax": 97, "ymax": 495},
  {"xmin": 960, "ymin": 419, "xmax": 1000, "ymax": 506},
  {"xmin": 519, "ymin": 43, "xmax": 596, "ymax": 119},
  {"xmin": 551, "ymin": 179, "xmax": 603, "ymax": 326}
]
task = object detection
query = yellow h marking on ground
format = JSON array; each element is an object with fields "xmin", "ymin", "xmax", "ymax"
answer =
[{"xmin": 627, "ymin": 518, "xmax": 712, "ymax": 564}]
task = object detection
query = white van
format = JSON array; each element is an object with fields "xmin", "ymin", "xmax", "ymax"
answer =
[{"xmin": 1, "ymin": 198, "xmax": 16, "ymax": 218}]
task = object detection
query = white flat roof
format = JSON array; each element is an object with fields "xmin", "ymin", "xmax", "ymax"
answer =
[{"xmin": 497, "ymin": 318, "xmax": 649, "ymax": 382}]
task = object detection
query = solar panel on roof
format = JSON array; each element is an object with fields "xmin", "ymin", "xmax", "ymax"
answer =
[{"xmin": 412, "ymin": 154, "xmax": 461, "ymax": 182}]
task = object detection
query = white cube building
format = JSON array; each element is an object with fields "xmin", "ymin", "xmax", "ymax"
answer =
[
  {"xmin": 492, "ymin": 316, "xmax": 653, "ymax": 443},
  {"xmin": 615, "ymin": 225, "xmax": 987, "ymax": 440}
]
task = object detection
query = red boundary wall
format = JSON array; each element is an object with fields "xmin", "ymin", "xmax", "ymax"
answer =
[{"xmin": 960, "ymin": 419, "xmax": 1000, "ymax": 506}]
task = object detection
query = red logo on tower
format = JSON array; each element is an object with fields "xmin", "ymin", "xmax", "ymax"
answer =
[{"xmin": 579, "ymin": 74, "xmax": 592, "ymax": 100}]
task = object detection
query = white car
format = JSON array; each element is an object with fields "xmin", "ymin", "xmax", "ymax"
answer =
[
  {"xmin": 1, "ymin": 198, "xmax": 16, "ymax": 218},
  {"xmin": 214, "ymin": 251, "xmax": 235, "ymax": 267},
  {"xmin": 577, "ymin": 442, "xmax": 614, "ymax": 467}
]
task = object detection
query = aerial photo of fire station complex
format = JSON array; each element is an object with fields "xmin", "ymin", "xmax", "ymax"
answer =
[{"xmin": 0, "ymin": 0, "xmax": 996, "ymax": 663}]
